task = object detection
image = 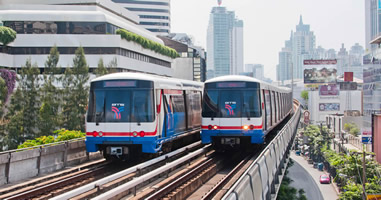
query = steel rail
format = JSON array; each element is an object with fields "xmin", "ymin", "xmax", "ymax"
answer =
[
  {"xmin": 201, "ymin": 155, "xmax": 251, "ymax": 200},
  {"xmin": 4, "ymin": 166, "xmax": 105, "ymax": 200},
  {"xmin": 51, "ymin": 141, "xmax": 202, "ymax": 200},
  {"xmin": 145, "ymin": 157, "xmax": 216, "ymax": 200},
  {"xmin": 92, "ymin": 145, "xmax": 210, "ymax": 200}
]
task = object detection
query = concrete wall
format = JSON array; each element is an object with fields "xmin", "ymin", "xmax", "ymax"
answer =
[
  {"xmin": 0, "ymin": 138, "xmax": 102, "ymax": 185},
  {"xmin": 223, "ymin": 103, "xmax": 301, "ymax": 200}
]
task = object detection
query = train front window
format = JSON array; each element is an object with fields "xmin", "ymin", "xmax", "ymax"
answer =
[
  {"xmin": 87, "ymin": 89, "xmax": 154, "ymax": 123},
  {"xmin": 202, "ymin": 90, "xmax": 219, "ymax": 117},
  {"xmin": 131, "ymin": 90, "xmax": 154, "ymax": 122},
  {"xmin": 243, "ymin": 90, "xmax": 261, "ymax": 117},
  {"xmin": 219, "ymin": 90, "xmax": 242, "ymax": 118},
  {"xmin": 105, "ymin": 90, "xmax": 132, "ymax": 122},
  {"xmin": 201, "ymin": 88, "xmax": 261, "ymax": 118}
]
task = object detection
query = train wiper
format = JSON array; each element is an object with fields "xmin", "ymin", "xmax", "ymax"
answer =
[
  {"xmin": 95, "ymin": 112, "xmax": 103, "ymax": 126},
  {"xmin": 244, "ymin": 104, "xmax": 250, "ymax": 120}
]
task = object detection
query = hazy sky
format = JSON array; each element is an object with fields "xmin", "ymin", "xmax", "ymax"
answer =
[{"xmin": 171, "ymin": 0, "xmax": 365, "ymax": 80}]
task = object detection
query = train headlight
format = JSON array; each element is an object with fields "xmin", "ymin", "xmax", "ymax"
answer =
[
  {"xmin": 208, "ymin": 125, "xmax": 212, "ymax": 130},
  {"xmin": 213, "ymin": 125, "xmax": 218, "ymax": 130},
  {"xmin": 243, "ymin": 125, "xmax": 249, "ymax": 130},
  {"xmin": 98, "ymin": 132, "xmax": 103, "ymax": 137},
  {"xmin": 140, "ymin": 131, "xmax": 145, "ymax": 137},
  {"xmin": 133, "ymin": 131, "xmax": 138, "ymax": 137},
  {"xmin": 250, "ymin": 125, "xmax": 255, "ymax": 130}
]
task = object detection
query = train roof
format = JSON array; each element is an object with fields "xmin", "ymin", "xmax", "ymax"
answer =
[
  {"xmin": 91, "ymin": 72, "xmax": 203, "ymax": 89},
  {"xmin": 205, "ymin": 75, "xmax": 291, "ymax": 93}
]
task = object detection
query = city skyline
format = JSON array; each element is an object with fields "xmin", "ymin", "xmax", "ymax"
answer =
[{"xmin": 171, "ymin": 0, "xmax": 365, "ymax": 81}]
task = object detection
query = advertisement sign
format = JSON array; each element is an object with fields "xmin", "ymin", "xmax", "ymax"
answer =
[
  {"xmin": 319, "ymin": 84, "xmax": 339, "ymax": 96},
  {"xmin": 304, "ymin": 59, "xmax": 337, "ymax": 84},
  {"xmin": 344, "ymin": 72, "xmax": 353, "ymax": 82},
  {"xmin": 303, "ymin": 110, "xmax": 310, "ymax": 124},
  {"xmin": 367, "ymin": 194, "xmax": 381, "ymax": 200},
  {"xmin": 319, "ymin": 103, "xmax": 340, "ymax": 111}
]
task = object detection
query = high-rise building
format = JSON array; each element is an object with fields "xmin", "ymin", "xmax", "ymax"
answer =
[
  {"xmin": 277, "ymin": 38, "xmax": 292, "ymax": 82},
  {"xmin": 365, "ymin": 0, "xmax": 380, "ymax": 50},
  {"xmin": 112, "ymin": 0, "xmax": 170, "ymax": 35},
  {"xmin": 291, "ymin": 16, "xmax": 316, "ymax": 79},
  {"xmin": 336, "ymin": 43, "xmax": 364, "ymax": 79},
  {"xmin": 245, "ymin": 64, "xmax": 264, "ymax": 80},
  {"xmin": 206, "ymin": 6, "xmax": 243, "ymax": 79},
  {"xmin": 277, "ymin": 16, "xmax": 315, "ymax": 82}
]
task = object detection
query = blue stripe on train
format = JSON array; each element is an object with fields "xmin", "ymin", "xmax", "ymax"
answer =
[{"xmin": 201, "ymin": 129, "xmax": 265, "ymax": 144}]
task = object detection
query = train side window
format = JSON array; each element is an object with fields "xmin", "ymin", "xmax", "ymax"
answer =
[{"xmin": 171, "ymin": 95, "xmax": 185, "ymax": 113}]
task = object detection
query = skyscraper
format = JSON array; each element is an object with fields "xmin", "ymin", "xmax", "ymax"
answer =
[
  {"xmin": 245, "ymin": 64, "xmax": 264, "ymax": 80},
  {"xmin": 277, "ymin": 16, "xmax": 315, "ymax": 82},
  {"xmin": 112, "ymin": 0, "xmax": 170, "ymax": 35},
  {"xmin": 207, "ymin": 6, "xmax": 243, "ymax": 79},
  {"xmin": 292, "ymin": 16, "xmax": 316, "ymax": 79},
  {"xmin": 277, "ymin": 37, "xmax": 292, "ymax": 82}
]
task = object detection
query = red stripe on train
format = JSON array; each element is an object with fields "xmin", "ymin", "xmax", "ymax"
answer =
[{"xmin": 201, "ymin": 124, "xmax": 263, "ymax": 130}]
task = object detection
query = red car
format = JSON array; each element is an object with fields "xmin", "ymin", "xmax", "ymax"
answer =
[{"xmin": 320, "ymin": 174, "xmax": 331, "ymax": 184}]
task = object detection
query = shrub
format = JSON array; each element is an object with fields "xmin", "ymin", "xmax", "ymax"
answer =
[
  {"xmin": 17, "ymin": 129, "xmax": 85, "ymax": 149},
  {"xmin": 116, "ymin": 29, "xmax": 179, "ymax": 58}
]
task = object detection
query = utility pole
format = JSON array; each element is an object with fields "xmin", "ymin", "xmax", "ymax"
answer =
[
  {"xmin": 362, "ymin": 144, "xmax": 367, "ymax": 200},
  {"xmin": 352, "ymin": 146, "xmax": 369, "ymax": 200}
]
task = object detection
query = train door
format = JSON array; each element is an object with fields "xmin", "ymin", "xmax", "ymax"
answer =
[
  {"xmin": 271, "ymin": 91, "xmax": 276, "ymax": 125},
  {"xmin": 102, "ymin": 90, "xmax": 132, "ymax": 140},
  {"xmin": 130, "ymin": 89, "xmax": 155, "ymax": 137},
  {"xmin": 156, "ymin": 90, "xmax": 164, "ymax": 138},
  {"xmin": 164, "ymin": 93, "xmax": 175, "ymax": 137},
  {"xmin": 264, "ymin": 90, "xmax": 271, "ymax": 129},
  {"xmin": 261, "ymin": 90, "xmax": 266, "ymax": 130},
  {"xmin": 242, "ymin": 89, "xmax": 261, "ymax": 132}
]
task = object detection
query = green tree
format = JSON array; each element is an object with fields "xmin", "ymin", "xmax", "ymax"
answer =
[
  {"xmin": 19, "ymin": 59, "xmax": 40, "ymax": 140},
  {"xmin": 301, "ymin": 90, "xmax": 308, "ymax": 101},
  {"xmin": 38, "ymin": 46, "xmax": 62, "ymax": 136},
  {"xmin": 0, "ymin": 77, "xmax": 7, "ymax": 114},
  {"xmin": 95, "ymin": 58, "xmax": 108, "ymax": 77},
  {"xmin": 0, "ymin": 26, "xmax": 17, "ymax": 52},
  {"xmin": 3, "ymin": 90, "xmax": 24, "ymax": 149},
  {"xmin": 2, "ymin": 63, "xmax": 38, "ymax": 150},
  {"xmin": 107, "ymin": 57, "xmax": 118, "ymax": 73},
  {"xmin": 62, "ymin": 47, "xmax": 89, "ymax": 131}
]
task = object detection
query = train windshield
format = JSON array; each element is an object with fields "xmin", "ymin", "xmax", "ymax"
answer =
[
  {"xmin": 202, "ymin": 82, "xmax": 261, "ymax": 118},
  {"xmin": 87, "ymin": 80, "xmax": 154, "ymax": 123}
]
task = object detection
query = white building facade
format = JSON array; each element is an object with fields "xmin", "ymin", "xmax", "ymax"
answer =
[
  {"xmin": 308, "ymin": 89, "xmax": 362, "ymax": 124},
  {"xmin": 112, "ymin": 0, "xmax": 170, "ymax": 35},
  {"xmin": 0, "ymin": 0, "xmax": 173, "ymax": 76}
]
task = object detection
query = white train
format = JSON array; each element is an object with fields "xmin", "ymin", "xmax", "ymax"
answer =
[
  {"xmin": 86, "ymin": 72, "xmax": 203, "ymax": 160},
  {"xmin": 201, "ymin": 75, "xmax": 292, "ymax": 149}
]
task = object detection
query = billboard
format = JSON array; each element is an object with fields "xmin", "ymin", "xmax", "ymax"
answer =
[
  {"xmin": 319, "ymin": 84, "xmax": 339, "ymax": 96},
  {"xmin": 344, "ymin": 72, "xmax": 353, "ymax": 82},
  {"xmin": 319, "ymin": 103, "xmax": 340, "ymax": 111},
  {"xmin": 304, "ymin": 59, "xmax": 337, "ymax": 84}
]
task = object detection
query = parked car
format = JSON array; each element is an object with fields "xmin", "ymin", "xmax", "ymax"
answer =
[{"xmin": 320, "ymin": 174, "xmax": 331, "ymax": 184}]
